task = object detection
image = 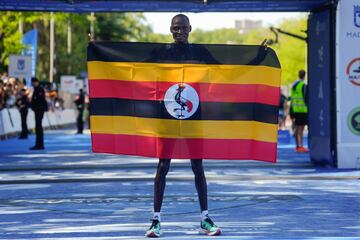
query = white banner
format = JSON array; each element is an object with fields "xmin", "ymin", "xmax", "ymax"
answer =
[
  {"xmin": 336, "ymin": 0, "xmax": 360, "ymax": 168},
  {"xmin": 8, "ymin": 55, "xmax": 32, "ymax": 79},
  {"xmin": 60, "ymin": 75, "xmax": 84, "ymax": 94}
]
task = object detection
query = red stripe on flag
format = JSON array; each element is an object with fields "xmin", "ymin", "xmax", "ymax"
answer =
[
  {"xmin": 89, "ymin": 80, "xmax": 280, "ymax": 106},
  {"xmin": 91, "ymin": 133, "xmax": 277, "ymax": 162}
]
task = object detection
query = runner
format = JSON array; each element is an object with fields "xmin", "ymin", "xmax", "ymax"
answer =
[{"xmin": 145, "ymin": 14, "xmax": 221, "ymax": 238}]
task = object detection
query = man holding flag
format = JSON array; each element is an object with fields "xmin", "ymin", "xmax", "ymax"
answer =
[
  {"xmin": 145, "ymin": 14, "xmax": 221, "ymax": 238},
  {"xmin": 87, "ymin": 13, "xmax": 280, "ymax": 238}
]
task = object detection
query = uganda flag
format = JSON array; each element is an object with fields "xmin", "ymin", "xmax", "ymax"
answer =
[{"xmin": 88, "ymin": 42, "xmax": 281, "ymax": 162}]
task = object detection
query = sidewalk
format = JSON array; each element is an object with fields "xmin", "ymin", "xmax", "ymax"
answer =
[{"xmin": 0, "ymin": 129, "xmax": 359, "ymax": 239}]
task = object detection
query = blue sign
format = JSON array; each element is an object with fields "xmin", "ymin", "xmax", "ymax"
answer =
[
  {"xmin": 22, "ymin": 29, "xmax": 38, "ymax": 79},
  {"xmin": 354, "ymin": 5, "xmax": 360, "ymax": 28},
  {"xmin": 17, "ymin": 59, "xmax": 25, "ymax": 70}
]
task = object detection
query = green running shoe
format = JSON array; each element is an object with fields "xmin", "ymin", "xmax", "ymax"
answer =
[
  {"xmin": 145, "ymin": 219, "xmax": 161, "ymax": 238},
  {"xmin": 200, "ymin": 218, "xmax": 221, "ymax": 236}
]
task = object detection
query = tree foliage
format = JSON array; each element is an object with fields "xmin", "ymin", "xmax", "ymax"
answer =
[
  {"xmin": 240, "ymin": 17, "xmax": 307, "ymax": 86},
  {"xmin": 0, "ymin": 12, "xmax": 153, "ymax": 82},
  {"xmin": 0, "ymin": 12, "xmax": 24, "ymax": 72},
  {"xmin": 1, "ymin": 12, "xmax": 307, "ymax": 87},
  {"xmin": 51, "ymin": 13, "xmax": 88, "ymax": 82},
  {"xmin": 275, "ymin": 17, "xmax": 307, "ymax": 86},
  {"xmin": 94, "ymin": 13, "xmax": 152, "ymax": 42}
]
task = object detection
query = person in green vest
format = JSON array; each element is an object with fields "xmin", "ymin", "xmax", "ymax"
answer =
[{"xmin": 290, "ymin": 70, "xmax": 309, "ymax": 153}]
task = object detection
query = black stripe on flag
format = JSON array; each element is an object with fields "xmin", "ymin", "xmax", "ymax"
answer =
[
  {"xmin": 88, "ymin": 42, "xmax": 281, "ymax": 68},
  {"xmin": 90, "ymin": 98, "xmax": 278, "ymax": 124}
]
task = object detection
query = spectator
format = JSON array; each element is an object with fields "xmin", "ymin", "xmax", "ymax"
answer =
[
  {"xmin": 29, "ymin": 77, "xmax": 48, "ymax": 150},
  {"xmin": 74, "ymin": 89, "xmax": 85, "ymax": 134},
  {"xmin": 278, "ymin": 91, "xmax": 288, "ymax": 130},
  {"xmin": 48, "ymin": 90, "xmax": 57, "ymax": 111},
  {"xmin": 16, "ymin": 88, "xmax": 30, "ymax": 139},
  {"xmin": 4, "ymin": 83, "xmax": 16, "ymax": 108},
  {"xmin": 0, "ymin": 80, "xmax": 5, "ymax": 110},
  {"xmin": 290, "ymin": 70, "xmax": 309, "ymax": 153},
  {"xmin": 145, "ymin": 14, "xmax": 221, "ymax": 238},
  {"xmin": 0, "ymin": 72, "xmax": 8, "ymax": 82}
]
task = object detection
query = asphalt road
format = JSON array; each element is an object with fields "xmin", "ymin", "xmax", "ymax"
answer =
[{"xmin": 0, "ymin": 129, "xmax": 359, "ymax": 240}]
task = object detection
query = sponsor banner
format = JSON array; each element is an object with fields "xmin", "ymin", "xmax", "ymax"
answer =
[
  {"xmin": 336, "ymin": 0, "xmax": 360, "ymax": 168},
  {"xmin": 347, "ymin": 107, "xmax": 360, "ymax": 135},
  {"xmin": 60, "ymin": 75, "xmax": 84, "ymax": 94},
  {"xmin": 8, "ymin": 55, "xmax": 32, "ymax": 79},
  {"xmin": 308, "ymin": 9, "xmax": 333, "ymax": 165}
]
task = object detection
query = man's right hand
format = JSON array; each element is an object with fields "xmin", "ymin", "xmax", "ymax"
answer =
[
  {"xmin": 260, "ymin": 39, "xmax": 268, "ymax": 50},
  {"xmin": 88, "ymin": 33, "xmax": 94, "ymax": 43}
]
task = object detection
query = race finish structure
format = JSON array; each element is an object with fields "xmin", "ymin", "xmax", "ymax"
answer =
[{"xmin": 87, "ymin": 42, "xmax": 281, "ymax": 162}]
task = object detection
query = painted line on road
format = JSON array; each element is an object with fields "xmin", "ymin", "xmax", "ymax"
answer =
[
  {"xmin": 0, "ymin": 162, "xmax": 315, "ymax": 172},
  {"xmin": 0, "ymin": 175, "xmax": 358, "ymax": 185}
]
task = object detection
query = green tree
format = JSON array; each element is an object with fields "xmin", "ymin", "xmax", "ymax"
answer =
[
  {"xmin": 241, "ymin": 17, "xmax": 307, "ymax": 86},
  {"xmin": 28, "ymin": 12, "xmax": 52, "ymax": 82},
  {"xmin": 242, "ymin": 28, "xmax": 273, "ymax": 45},
  {"xmin": 54, "ymin": 12, "xmax": 154, "ymax": 82},
  {"xmin": 51, "ymin": 13, "xmax": 89, "ymax": 82},
  {"xmin": 275, "ymin": 17, "xmax": 307, "ymax": 85},
  {"xmin": 0, "ymin": 12, "xmax": 155, "ymax": 82},
  {"xmin": 94, "ymin": 13, "xmax": 152, "ymax": 42},
  {"xmin": 0, "ymin": 12, "xmax": 24, "ymax": 72}
]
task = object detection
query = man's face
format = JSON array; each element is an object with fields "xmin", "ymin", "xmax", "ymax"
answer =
[{"xmin": 170, "ymin": 16, "xmax": 191, "ymax": 44}]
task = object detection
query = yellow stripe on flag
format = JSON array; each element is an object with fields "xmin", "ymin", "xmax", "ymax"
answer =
[
  {"xmin": 88, "ymin": 61, "xmax": 281, "ymax": 87},
  {"xmin": 90, "ymin": 115, "xmax": 278, "ymax": 143}
]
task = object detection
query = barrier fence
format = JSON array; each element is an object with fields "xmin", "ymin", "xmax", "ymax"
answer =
[{"xmin": 0, "ymin": 108, "xmax": 77, "ymax": 137}]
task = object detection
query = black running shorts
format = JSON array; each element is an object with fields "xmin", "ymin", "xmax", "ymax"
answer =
[{"xmin": 293, "ymin": 113, "xmax": 308, "ymax": 126}]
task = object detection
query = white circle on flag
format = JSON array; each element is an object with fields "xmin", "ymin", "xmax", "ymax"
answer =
[{"xmin": 164, "ymin": 83, "xmax": 199, "ymax": 119}]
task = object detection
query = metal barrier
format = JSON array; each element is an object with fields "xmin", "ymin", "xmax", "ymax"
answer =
[{"xmin": 0, "ymin": 108, "xmax": 76, "ymax": 137}]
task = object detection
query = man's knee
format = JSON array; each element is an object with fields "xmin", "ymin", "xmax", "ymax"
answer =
[
  {"xmin": 157, "ymin": 159, "xmax": 171, "ymax": 176},
  {"xmin": 191, "ymin": 159, "xmax": 204, "ymax": 175}
]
